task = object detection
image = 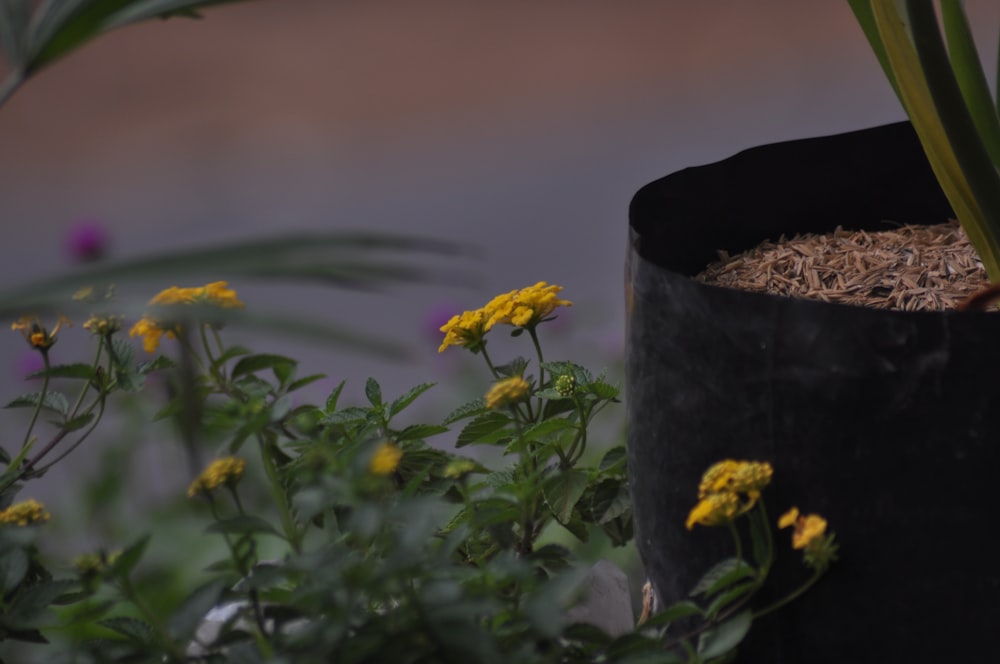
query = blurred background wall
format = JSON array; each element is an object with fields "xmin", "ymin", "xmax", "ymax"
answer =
[{"xmin": 0, "ymin": 0, "xmax": 996, "ymax": 532}]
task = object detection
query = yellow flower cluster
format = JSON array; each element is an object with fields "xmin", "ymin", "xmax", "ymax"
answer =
[
  {"xmin": 130, "ymin": 281, "xmax": 244, "ymax": 353},
  {"xmin": 187, "ymin": 456, "xmax": 247, "ymax": 498},
  {"xmin": 11, "ymin": 315, "xmax": 71, "ymax": 351},
  {"xmin": 438, "ymin": 282, "xmax": 571, "ymax": 353},
  {"xmin": 778, "ymin": 507, "xmax": 827, "ymax": 550},
  {"xmin": 485, "ymin": 376, "xmax": 531, "ymax": 409},
  {"xmin": 686, "ymin": 459, "xmax": 773, "ymax": 530},
  {"xmin": 0, "ymin": 499, "xmax": 51, "ymax": 526},
  {"xmin": 369, "ymin": 442, "xmax": 403, "ymax": 476}
]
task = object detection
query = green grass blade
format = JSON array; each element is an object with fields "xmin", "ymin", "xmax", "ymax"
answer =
[
  {"xmin": 906, "ymin": 0, "xmax": 1000, "ymax": 280},
  {"xmin": 848, "ymin": 0, "xmax": 903, "ymax": 99},
  {"xmin": 940, "ymin": 0, "xmax": 1000, "ymax": 167}
]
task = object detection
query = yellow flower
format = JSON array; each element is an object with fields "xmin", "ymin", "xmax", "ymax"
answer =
[
  {"xmin": 83, "ymin": 314, "xmax": 123, "ymax": 336},
  {"xmin": 129, "ymin": 316, "xmax": 173, "ymax": 353},
  {"xmin": 132, "ymin": 282, "xmax": 244, "ymax": 353},
  {"xmin": 685, "ymin": 492, "xmax": 739, "ymax": 529},
  {"xmin": 698, "ymin": 460, "xmax": 773, "ymax": 498},
  {"xmin": 485, "ymin": 376, "xmax": 531, "ymax": 409},
  {"xmin": 11, "ymin": 315, "xmax": 71, "ymax": 351},
  {"xmin": 488, "ymin": 282, "xmax": 572, "ymax": 329},
  {"xmin": 438, "ymin": 308, "xmax": 494, "ymax": 353},
  {"xmin": 187, "ymin": 457, "xmax": 246, "ymax": 497},
  {"xmin": 369, "ymin": 442, "xmax": 403, "ymax": 476},
  {"xmin": 778, "ymin": 506, "xmax": 828, "ymax": 550},
  {"xmin": 0, "ymin": 499, "xmax": 51, "ymax": 526}
]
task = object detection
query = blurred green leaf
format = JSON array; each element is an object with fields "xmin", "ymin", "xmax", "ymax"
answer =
[
  {"xmin": 25, "ymin": 363, "xmax": 98, "ymax": 381},
  {"xmin": 97, "ymin": 616, "xmax": 155, "ymax": 645},
  {"xmin": 697, "ymin": 609, "xmax": 752, "ymax": 660},
  {"xmin": 205, "ymin": 515, "xmax": 281, "ymax": 537},
  {"xmin": 231, "ymin": 354, "xmax": 296, "ymax": 380},
  {"xmin": 455, "ymin": 412, "xmax": 511, "ymax": 448},
  {"xmin": 542, "ymin": 469, "xmax": 588, "ymax": 525},
  {"xmin": 5, "ymin": 391, "xmax": 69, "ymax": 416}
]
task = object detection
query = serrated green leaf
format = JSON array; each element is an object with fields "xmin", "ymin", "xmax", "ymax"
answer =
[
  {"xmin": 61, "ymin": 412, "xmax": 95, "ymax": 433},
  {"xmin": 456, "ymin": 411, "xmax": 512, "ymax": 448},
  {"xmin": 98, "ymin": 616, "xmax": 155, "ymax": 644},
  {"xmin": 443, "ymin": 398, "xmax": 486, "ymax": 424},
  {"xmin": 388, "ymin": 382, "xmax": 436, "ymax": 417},
  {"xmin": 205, "ymin": 515, "xmax": 281, "ymax": 537},
  {"xmin": 231, "ymin": 354, "xmax": 296, "ymax": 379},
  {"xmin": 394, "ymin": 423, "xmax": 449, "ymax": 442},
  {"xmin": 25, "ymin": 363, "xmax": 97, "ymax": 380},
  {"xmin": 109, "ymin": 337, "xmax": 133, "ymax": 368},
  {"xmin": 543, "ymin": 469, "xmax": 588, "ymax": 524},
  {"xmin": 495, "ymin": 356, "xmax": 529, "ymax": 378},
  {"xmin": 697, "ymin": 609, "xmax": 752, "ymax": 659},
  {"xmin": 5, "ymin": 391, "xmax": 69, "ymax": 416},
  {"xmin": 690, "ymin": 558, "xmax": 753, "ymax": 597},
  {"xmin": 584, "ymin": 380, "xmax": 620, "ymax": 400},
  {"xmin": 5, "ymin": 579, "xmax": 79, "ymax": 628},
  {"xmin": 364, "ymin": 377, "xmax": 382, "ymax": 407}
]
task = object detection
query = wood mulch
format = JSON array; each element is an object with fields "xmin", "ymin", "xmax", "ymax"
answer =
[{"xmin": 695, "ymin": 221, "xmax": 990, "ymax": 311}]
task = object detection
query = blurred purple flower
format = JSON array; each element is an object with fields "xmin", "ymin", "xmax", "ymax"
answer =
[
  {"xmin": 17, "ymin": 351, "xmax": 44, "ymax": 381},
  {"xmin": 66, "ymin": 218, "xmax": 110, "ymax": 262},
  {"xmin": 424, "ymin": 301, "xmax": 461, "ymax": 342}
]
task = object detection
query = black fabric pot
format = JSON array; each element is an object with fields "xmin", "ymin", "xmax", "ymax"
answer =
[{"xmin": 626, "ymin": 121, "xmax": 1000, "ymax": 663}]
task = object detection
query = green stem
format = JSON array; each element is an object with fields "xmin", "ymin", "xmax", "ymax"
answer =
[
  {"xmin": 22, "ymin": 351, "xmax": 51, "ymax": 449},
  {"xmin": 259, "ymin": 436, "xmax": 302, "ymax": 554},
  {"xmin": 752, "ymin": 569, "xmax": 824, "ymax": 620}
]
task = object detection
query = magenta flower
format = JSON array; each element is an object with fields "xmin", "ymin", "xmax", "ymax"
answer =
[{"xmin": 66, "ymin": 218, "xmax": 110, "ymax": 262}]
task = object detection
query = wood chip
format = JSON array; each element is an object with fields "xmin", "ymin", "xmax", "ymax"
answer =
[{"xmin": 695, "ymin": 221, "xmax": 990, "ymax": 311}]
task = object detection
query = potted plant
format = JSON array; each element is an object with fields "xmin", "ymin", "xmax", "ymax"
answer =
[{"xmin": 627, "ymin": 3, "xmax": 1000, "ymax": 662}]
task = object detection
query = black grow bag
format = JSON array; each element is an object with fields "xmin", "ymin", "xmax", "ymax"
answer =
[{"xmin": 626, "ymin": 121, "xmax": 1000, "ymax": 663}]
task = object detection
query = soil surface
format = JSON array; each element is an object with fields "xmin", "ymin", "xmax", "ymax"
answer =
[{"xmin": 695, "ymin": 221, "xmax": 990, "ymax": 311}]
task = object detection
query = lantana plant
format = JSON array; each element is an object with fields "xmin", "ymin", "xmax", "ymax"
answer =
[{"xmin": 0, "ymin": 281, "xmax": 839, "ymax": 662}]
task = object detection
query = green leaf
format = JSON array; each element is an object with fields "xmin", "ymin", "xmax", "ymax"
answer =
[
  {"xmin": 495, "ymin": 356, "xmax": 529, "ymax": 378},
  {"xmin": 211, "ymin": 344, "xmax": 252, "ymax": 368},
  {"xmin": 394, "ymin": 423, "xmax": 449, "ymax": 442},
  {"xmin": 599, "ymin": 445, "xmax": 627, "ymax": 472},
  {"xmin": 25, "ymin": 363, "xmax": 97, "ymax": 380},
  {"xmin": 108, "ymin": 535, "xmax": 151, "ymax": 578},
  {"xmin": 705, "ymin": 581, "xmax": 757, "ymax": 617},
  {"xmin": 697, "ymin": 609, "xmax": 752, "ymax": 659},
  {"xmin": 0, "ymin": 547, "xmax": 29, "ymax": 593},
  {"xmin": 364, "ymin": 377, "xmax": 382, "ymax": 407},
  {"xmin": 231, "ymin": 354, "xmax": 297, "ymax": 379},
  {"xmin": 388, "ymin": 382, "xmax": 436, "ymax": 417},
  {"xmin": 443, "ymin": 398, "xmax": 486, "ymax": 424},
  {"xmin": 109, "ymin": 337, "xmax": 133, "ymax": 369},
  {"xmin": 941, "ymin": 0, "xmax": 1000, "ymax": 166},
  {"xmin": 5, "ymin": 391, "xmax": 69, "ymax": 416},
  {"xmin": 584, "ymin": 380, "xmax": 620, "ymax": 400},
  {"xmin": 98, "ymin": 616, "xmax": 155, "ymax": 644},
  {"xmin": 455, "ymin": 411, "xmax": 512, "ymax": 448},
  {"xmin": 205, "ymin": 515, "xmax": 281, "ymax": 537},
  {"xmin": 325, "ymin": 380, "xmax": 347, "ymax": 413},
  {"xmin": 287, "ymin": 373, "xmax": 327, "ymax": 393},
  {"xmin": 543, "ymin": 469, "xmax": 588, "ymax": 524},
  {"xmin": 167, "ymin": 578, "xmax": 228, "ymax": 641},
  {"xmin": 640, "ymin": 600, "xmax": 704, "ymax": 629},
  {"xmin": 61, "ymin": 412, "xmax": 96, "ymax": 433},
  {"xmin": 690, "ymin": 558, "xmax": 753, "ymax": 597},
  {"xmin": 5, "ymin": 579, "xmax": 79, "ymax": 628}
]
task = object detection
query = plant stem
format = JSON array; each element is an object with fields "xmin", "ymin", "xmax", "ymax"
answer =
[
  {"xmin": 21, "ymin": 351, "xmax": 51, "ymax": 449},
  {"xmin": 259, "ymin": 435, "xmax": 302, "ymax": 554},
  {"xmin": 752, "ymin": 569, "xmax": 824, "ymax": 620}
]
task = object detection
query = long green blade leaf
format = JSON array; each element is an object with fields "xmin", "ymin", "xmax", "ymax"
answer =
[{"xmin": 940, "ymin": 0, "xmax": 1000, "ymax": 167}]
